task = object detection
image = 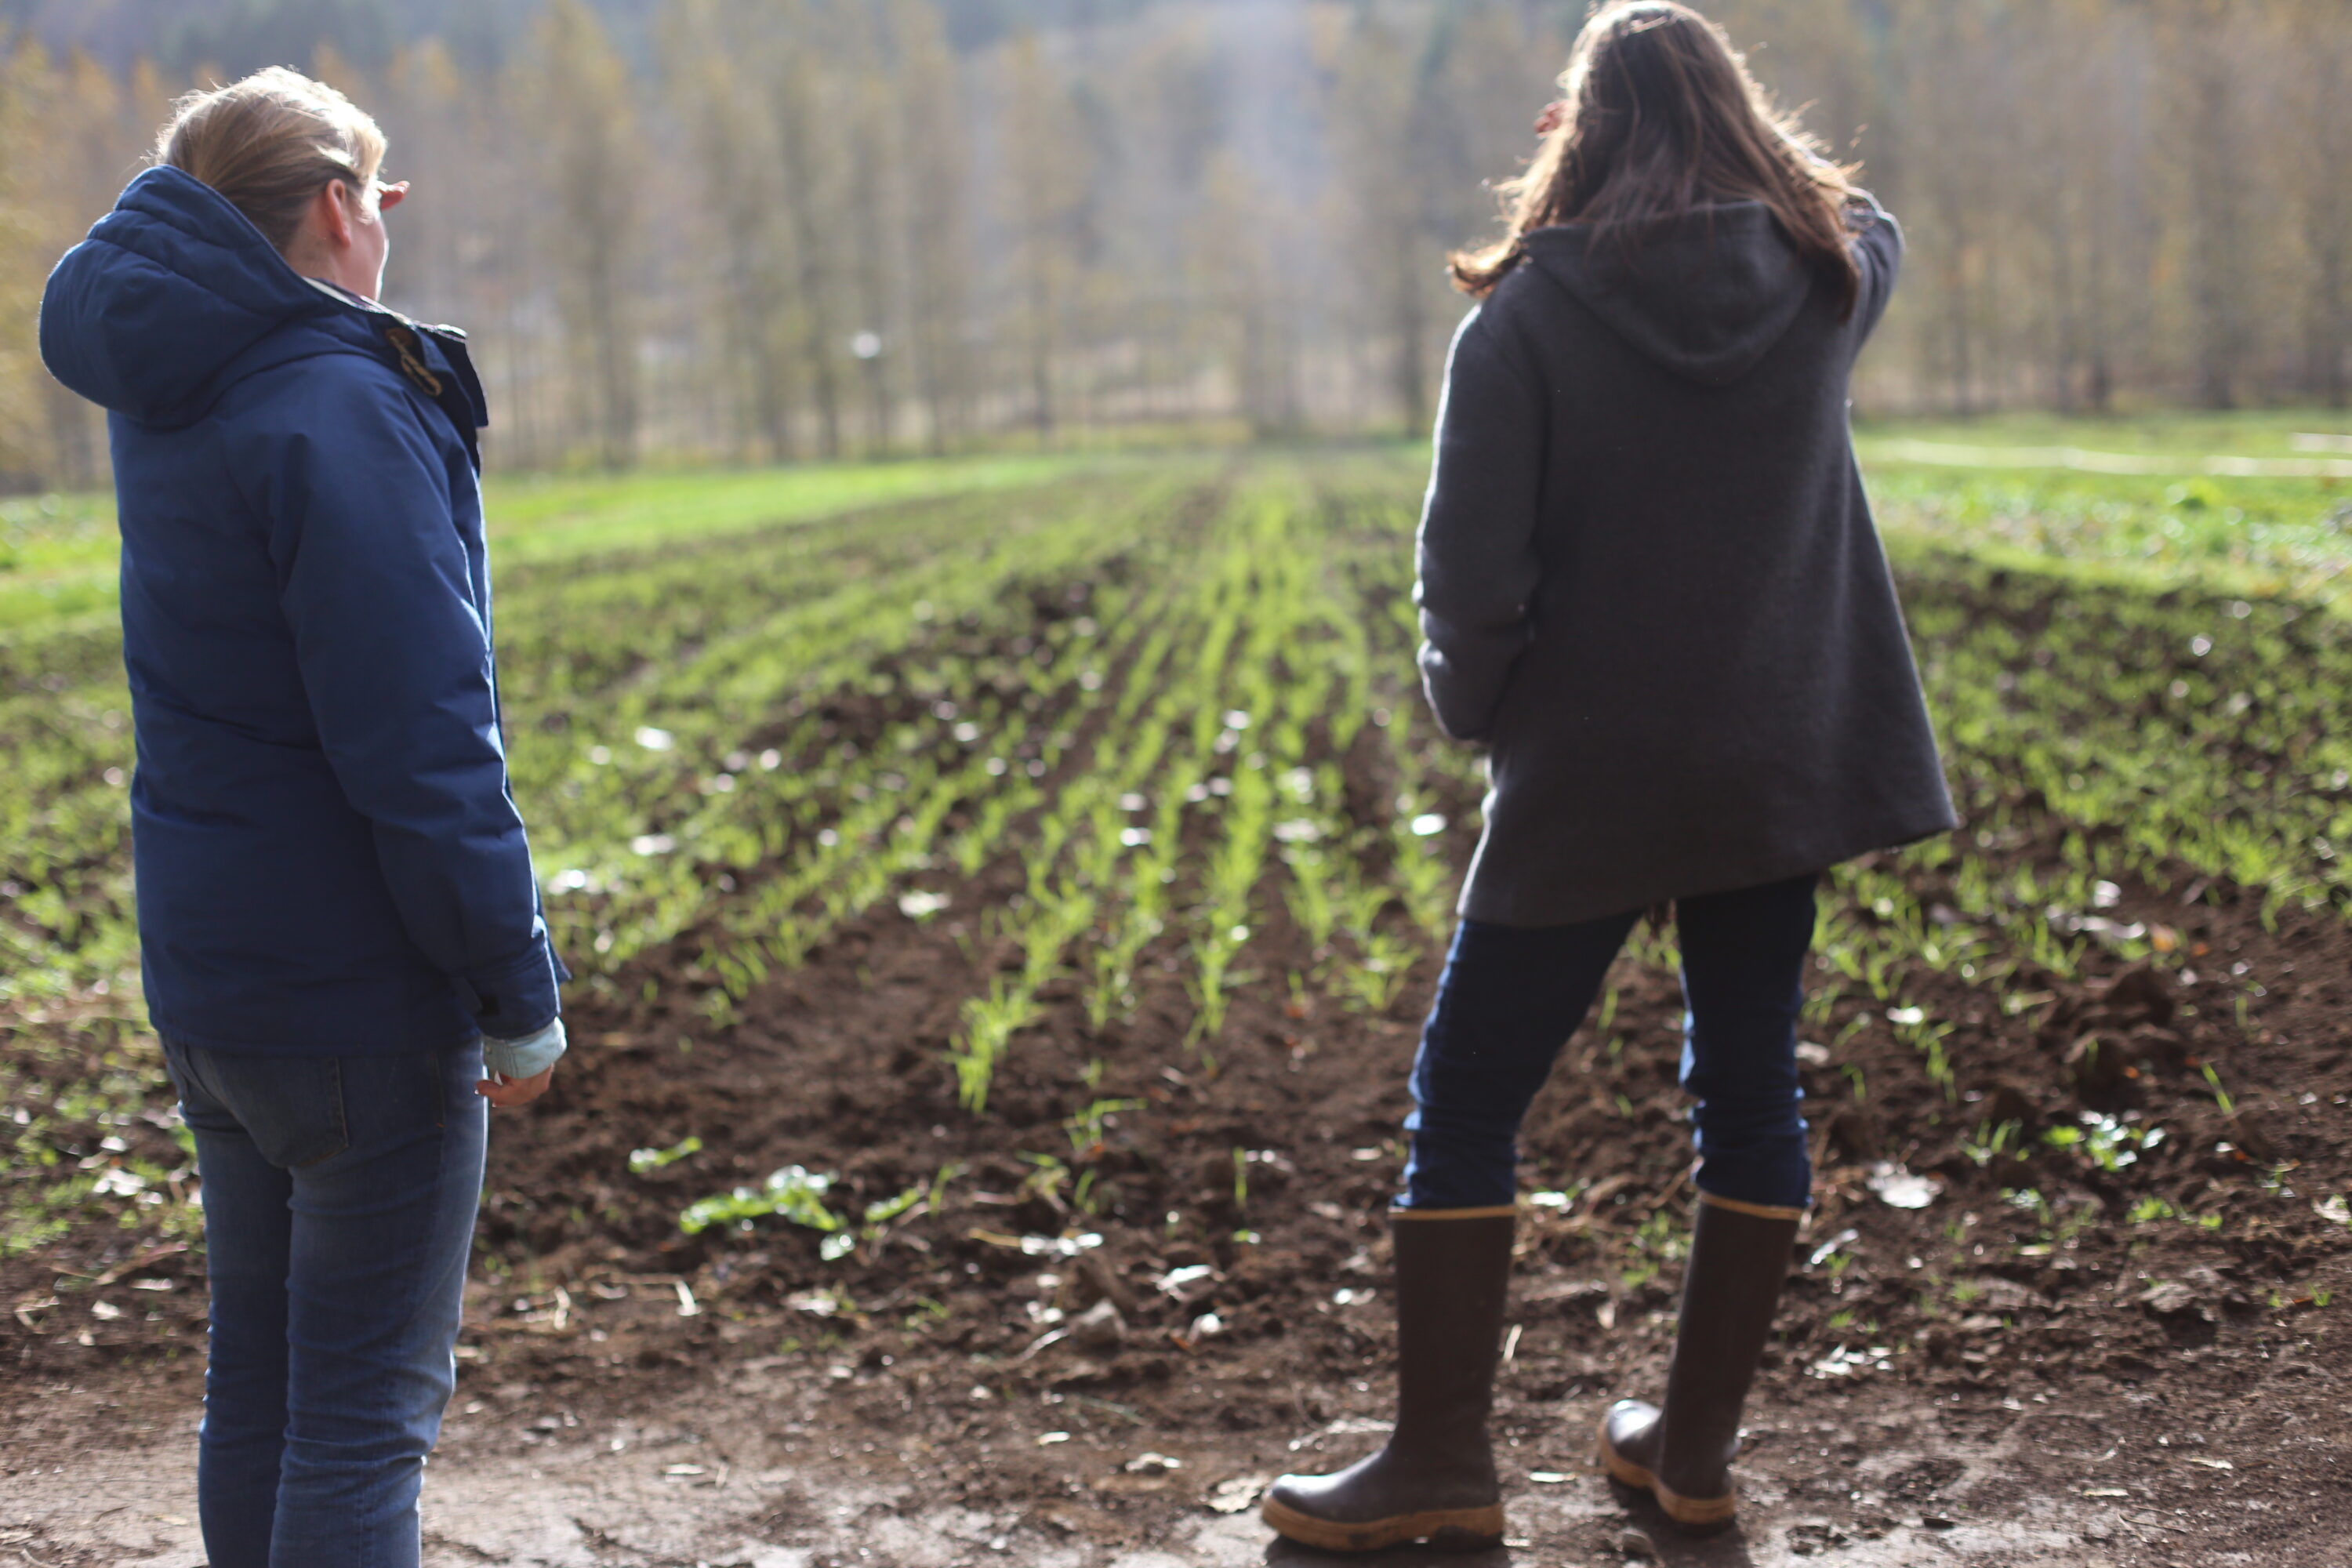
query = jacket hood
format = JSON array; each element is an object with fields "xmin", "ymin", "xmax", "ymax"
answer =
[
  {"xmin": 40, "ymin": 165, "xmax": 346, "ymax": 428},
  {"xmin": 1521, "ymin": 201, "xmax": 1815, "ymax": 387}
]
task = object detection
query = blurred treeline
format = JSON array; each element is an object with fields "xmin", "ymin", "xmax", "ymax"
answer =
[{"xmin": 0, "ymin": 0, "xmax": 2345, "ymax": 485}]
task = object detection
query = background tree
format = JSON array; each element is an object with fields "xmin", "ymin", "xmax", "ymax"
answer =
[
  {"xmin": 665, "ymin": 0, "xmax": 797, "ymax": 461},
  {"xmin": 514, "ymin": 0, "xmax": 642, "ymax": 470},
  {"xmin": 5, "ymin": 0, "xmax": 2350, "ymax": 492},
  {"xmin": 1324, "ymin": 11, "xmax": 1432, "ymax": 434},
  {"xmin": 768, "ymin": 1, "xmax": 855, "ymax": 460},
  {"xmin": 2281, "ymin": 0, "xmax": 2350, "ymax": 407},
  {"xmin": 996, "ymin": 31, "xmax": 1091, "ymax": 441},
  {"xmin": 888, "ymin": 0, "xmax": 974, "ymax": 453}
]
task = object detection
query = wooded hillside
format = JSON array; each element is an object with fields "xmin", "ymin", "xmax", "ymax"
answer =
[{"xmin": 2, "ymin": 0, "xmax": 2343, "ymax": 485}]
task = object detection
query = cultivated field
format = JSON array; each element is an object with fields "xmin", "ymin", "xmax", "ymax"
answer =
[{"xmin": 4, "ymin": 422, "xmax": 2351, "ymax": 1566}]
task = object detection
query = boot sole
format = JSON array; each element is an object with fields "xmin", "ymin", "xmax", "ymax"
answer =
[
  {"xmin": 1260, "ymin": 1495, "xmax": 1505, "ymax": 1553},
  {"xmin": 1595, "ymin": 1416, "xmax": 1738, "ymax": 1531}
]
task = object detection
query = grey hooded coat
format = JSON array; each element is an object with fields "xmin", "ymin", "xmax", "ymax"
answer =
[{"xmin": 1416, "ymin": 198, "xmax": 1955, "ymax": 927}]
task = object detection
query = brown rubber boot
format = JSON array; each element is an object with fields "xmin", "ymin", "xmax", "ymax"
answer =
[
  {"xmin": 1598, "ymin": 1192, "xmax": 1802, "ymax": 1530},
  {"xmin": 1261, "ymin": 1207, "xmax": 1515, "ymax": 1552}
]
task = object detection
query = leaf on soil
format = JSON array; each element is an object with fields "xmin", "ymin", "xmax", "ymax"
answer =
[
  {"xmin": 2136, "ymin": 1280, "xmax": 2213, "ymax": 1322},
  {"xmin": 1866, "ymin": 1163, "xmax": 1942, "ymax": 1209},
  {"xmin": 1806, "ymin": 1228, "xmax": 1861, "ymax": 1269},
  {"xmin": 1809, "ymin": 1344, "xmax": 1893, "ymax": 1378},
  {"xmin": 1156, "ymin": 1263, "xmax": 1220, "ymax": 1301},
  {"xmin": 1069, "ymin": 1298, "xmax": 1127, "ymax": 1350},
  {"xmin": 1208, "ymin": 1475, "xmax": 1270, "ymax": 1513}
]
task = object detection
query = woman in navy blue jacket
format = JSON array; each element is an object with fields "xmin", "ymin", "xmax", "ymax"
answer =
[{"xmin": 42, "ymin": 70, "xmax": 565, "ymax": 1567}]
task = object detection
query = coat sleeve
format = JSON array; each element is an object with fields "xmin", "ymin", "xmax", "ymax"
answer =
[
  {"xmin": 1846, "ymin": 192, "xmax": 1904, "ymax": 342},
  {"xmin": 1414, "ymin": 306, "xmax": 1545, "ymax": 743},
  {"xmin": 242, "ymin": 365, "xmax": 562, "ymax": 1040}
]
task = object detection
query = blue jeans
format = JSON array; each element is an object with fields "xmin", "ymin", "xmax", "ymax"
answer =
[
  {"xmin": 1403, "ymin": 873, "xmax": 1818, "ymax": 1211},
  {"xmin": 163, "ymin": 1039, "xmax": 486, "ymax": 1568}
]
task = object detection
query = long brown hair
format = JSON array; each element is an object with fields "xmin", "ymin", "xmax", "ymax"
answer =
[{"xmin": 1450, "ymin": 2, "xmax": 1861, "ymax": 313}]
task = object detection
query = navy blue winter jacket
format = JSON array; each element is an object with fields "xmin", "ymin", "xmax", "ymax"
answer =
[{"xmin": 39, "ymin": 166, "xmax": 564, "ymax": 1054}]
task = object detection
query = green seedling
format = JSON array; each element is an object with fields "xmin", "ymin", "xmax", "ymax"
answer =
[
  {"xmin": 1064, "ymin": 1098, "xmax": 1145, "ymax": 1161},
  {"xmin": 627, "ymin": 1135, "xmax": 703, "ymax": 1175},
  {"xmin": 2042, "ymin": 1112, "xmax": 2164, "ymax": 1172},
  {"xmin": 678, "ymin": 1164, "xmax": 843, "ymax": 1237},
  {"xmin": 2201, "ymin": 1062, "xmax": 2236, "ymax": 1116},
  {"xmin": 1962, "ymin": 1119, "xmax": 2025, "ymax": 1168}
]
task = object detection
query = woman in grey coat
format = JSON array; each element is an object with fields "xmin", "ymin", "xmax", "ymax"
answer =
[{"xmin": 1264, "ymin": 2, "xmax": 1952, "ymax": 1551}]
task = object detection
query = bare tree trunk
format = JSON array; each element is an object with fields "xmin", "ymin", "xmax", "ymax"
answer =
[
  {"xmin": 520, "ymin": 0, "xmax": 641, "ymax": 470},
  {"xmin": 2179, "ymin": 5, "xmax": 2244, "ymax": 410},
  {"xmin": 895, "ymin": 0, "xmax": 967, "ymax": 458},
  {"xmin": 775, "ymin": 57, "xmax": 844, "ymax": 462},
  {"xmin": 1392, "ymin": 258, "xmax": 1428, "ymax": 435}
]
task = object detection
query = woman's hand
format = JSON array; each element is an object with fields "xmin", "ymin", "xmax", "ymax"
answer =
[
  {"xmin": 477, "ymin": 1065, "xmax": 555, "ymax": 1109},
  {"xmin": 477, "ymin": 1017, "xmax": 566, "ymax": 1108}
]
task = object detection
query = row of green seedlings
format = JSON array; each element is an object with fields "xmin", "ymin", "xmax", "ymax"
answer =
[
  {"xmin": 526, "ymin": 479, "xmax": 1190, "ymax": 975},
  {"xmin": 1179, "ymin": 483, "xmax": 1463, "ymax": 1033},
  {"xmin": 943, "ymin": 484, "xmax": 1315, "ymax": 1109},
  {"xmin": 702, "ymin": 598, "xmax": 1146, "ymax": 1025},
  {"xmin": 1279, "ymin": 601, "xmax": 1454, "ymax": 1011},
  {"xmin": 0, "ymin": 480, "xmax": 1139, "ymax": 1011},
  {"xmin": 941, "ymin": 503, "xmax": 1265, "ymax": 1109},
  {"xmin": 1904, "ymin": 547, "xmax": 2352, "ymax": 922},
  {"xmin": 495, "ymin": 483, "xmax": 1047, "ymax": 709},
  {"xmin": 0, "ymin": 683, "xmax": 138, "ymax": 1001},
  {"xmin": 677, "ymin": 492, "xmax": 1213, "ymax": 1011},
  {"xmin": 1807, "ymin": 823, "xmax": 2241, "ymax": 1113},
  {"xmin": 517, "ymin": 481, "xmax": 1143, "ymax": 898},
  {"xmin": 943, "ymin": 475, "xmax": 1471, "ymax": 1121},
  {"xmin": 0, "ymin": 481, "xmax": 1091, "ymax": 1006}
]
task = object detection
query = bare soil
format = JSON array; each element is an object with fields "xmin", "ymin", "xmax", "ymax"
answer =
[{"xmin": 8, "ymin": 588, "xmax": 2352, "ymax": 1566}]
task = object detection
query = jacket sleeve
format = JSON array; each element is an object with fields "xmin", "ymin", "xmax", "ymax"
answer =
[
  {"xmin": 1846, "ymin": 191, "xmax": 1904, "ymax": 342},
  {"xmin": 243, "ymin": 365, "xmax": 562, "ymax": 1040},
  {"xmin": 1414, "ymin": 306, "xmax": 1545, "ymax": 743}
]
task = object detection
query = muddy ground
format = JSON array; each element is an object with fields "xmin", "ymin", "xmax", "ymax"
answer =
[
  {"xmin": 9, "ymin": 796, "xmax": 2352, "ymax": 1566},
  {"xmin": 9, "ymin": 555, "xmax": 2352, "ymax": 1566}
]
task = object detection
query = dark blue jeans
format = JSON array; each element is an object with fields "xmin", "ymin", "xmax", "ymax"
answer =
[
  {"xmin": 163, "ymin": 1039, "xmax": 486, "ymax": 1568},
  {"xmin": 1403, "ymin": 873, "xmax": 1817, "ymax": 1212}
]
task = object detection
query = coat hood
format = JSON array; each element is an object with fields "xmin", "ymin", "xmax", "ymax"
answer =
[
  {"xmin": 40, "ymin": 165, "xmax": 346, "ymax": 429},
  {"xmin": 1520, "ymin": 201, "xmax": 1816, "ymax": 387}
]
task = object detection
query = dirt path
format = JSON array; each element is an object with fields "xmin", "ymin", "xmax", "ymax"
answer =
[
  {"xmin": 0, "ymin": 1357, "xmax": 2182, "ymax": 1567},
  {"xmin": 9, "ymin": 845, "xmax": 2352, "ymax": 1565}
]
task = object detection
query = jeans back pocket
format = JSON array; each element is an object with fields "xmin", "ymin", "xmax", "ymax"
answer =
[{"xmin": 170, "ymin": 1044, "xmax": 351, "ymax": 1170}]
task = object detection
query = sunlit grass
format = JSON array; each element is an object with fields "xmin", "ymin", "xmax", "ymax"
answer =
[
  {"xmin": 0, "ymin": 452, "xmax": 1122, "ymax": 631},
  {"xmin": 1854, "ymin": 410, "xmax": 2352, "ymax": 604}
]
